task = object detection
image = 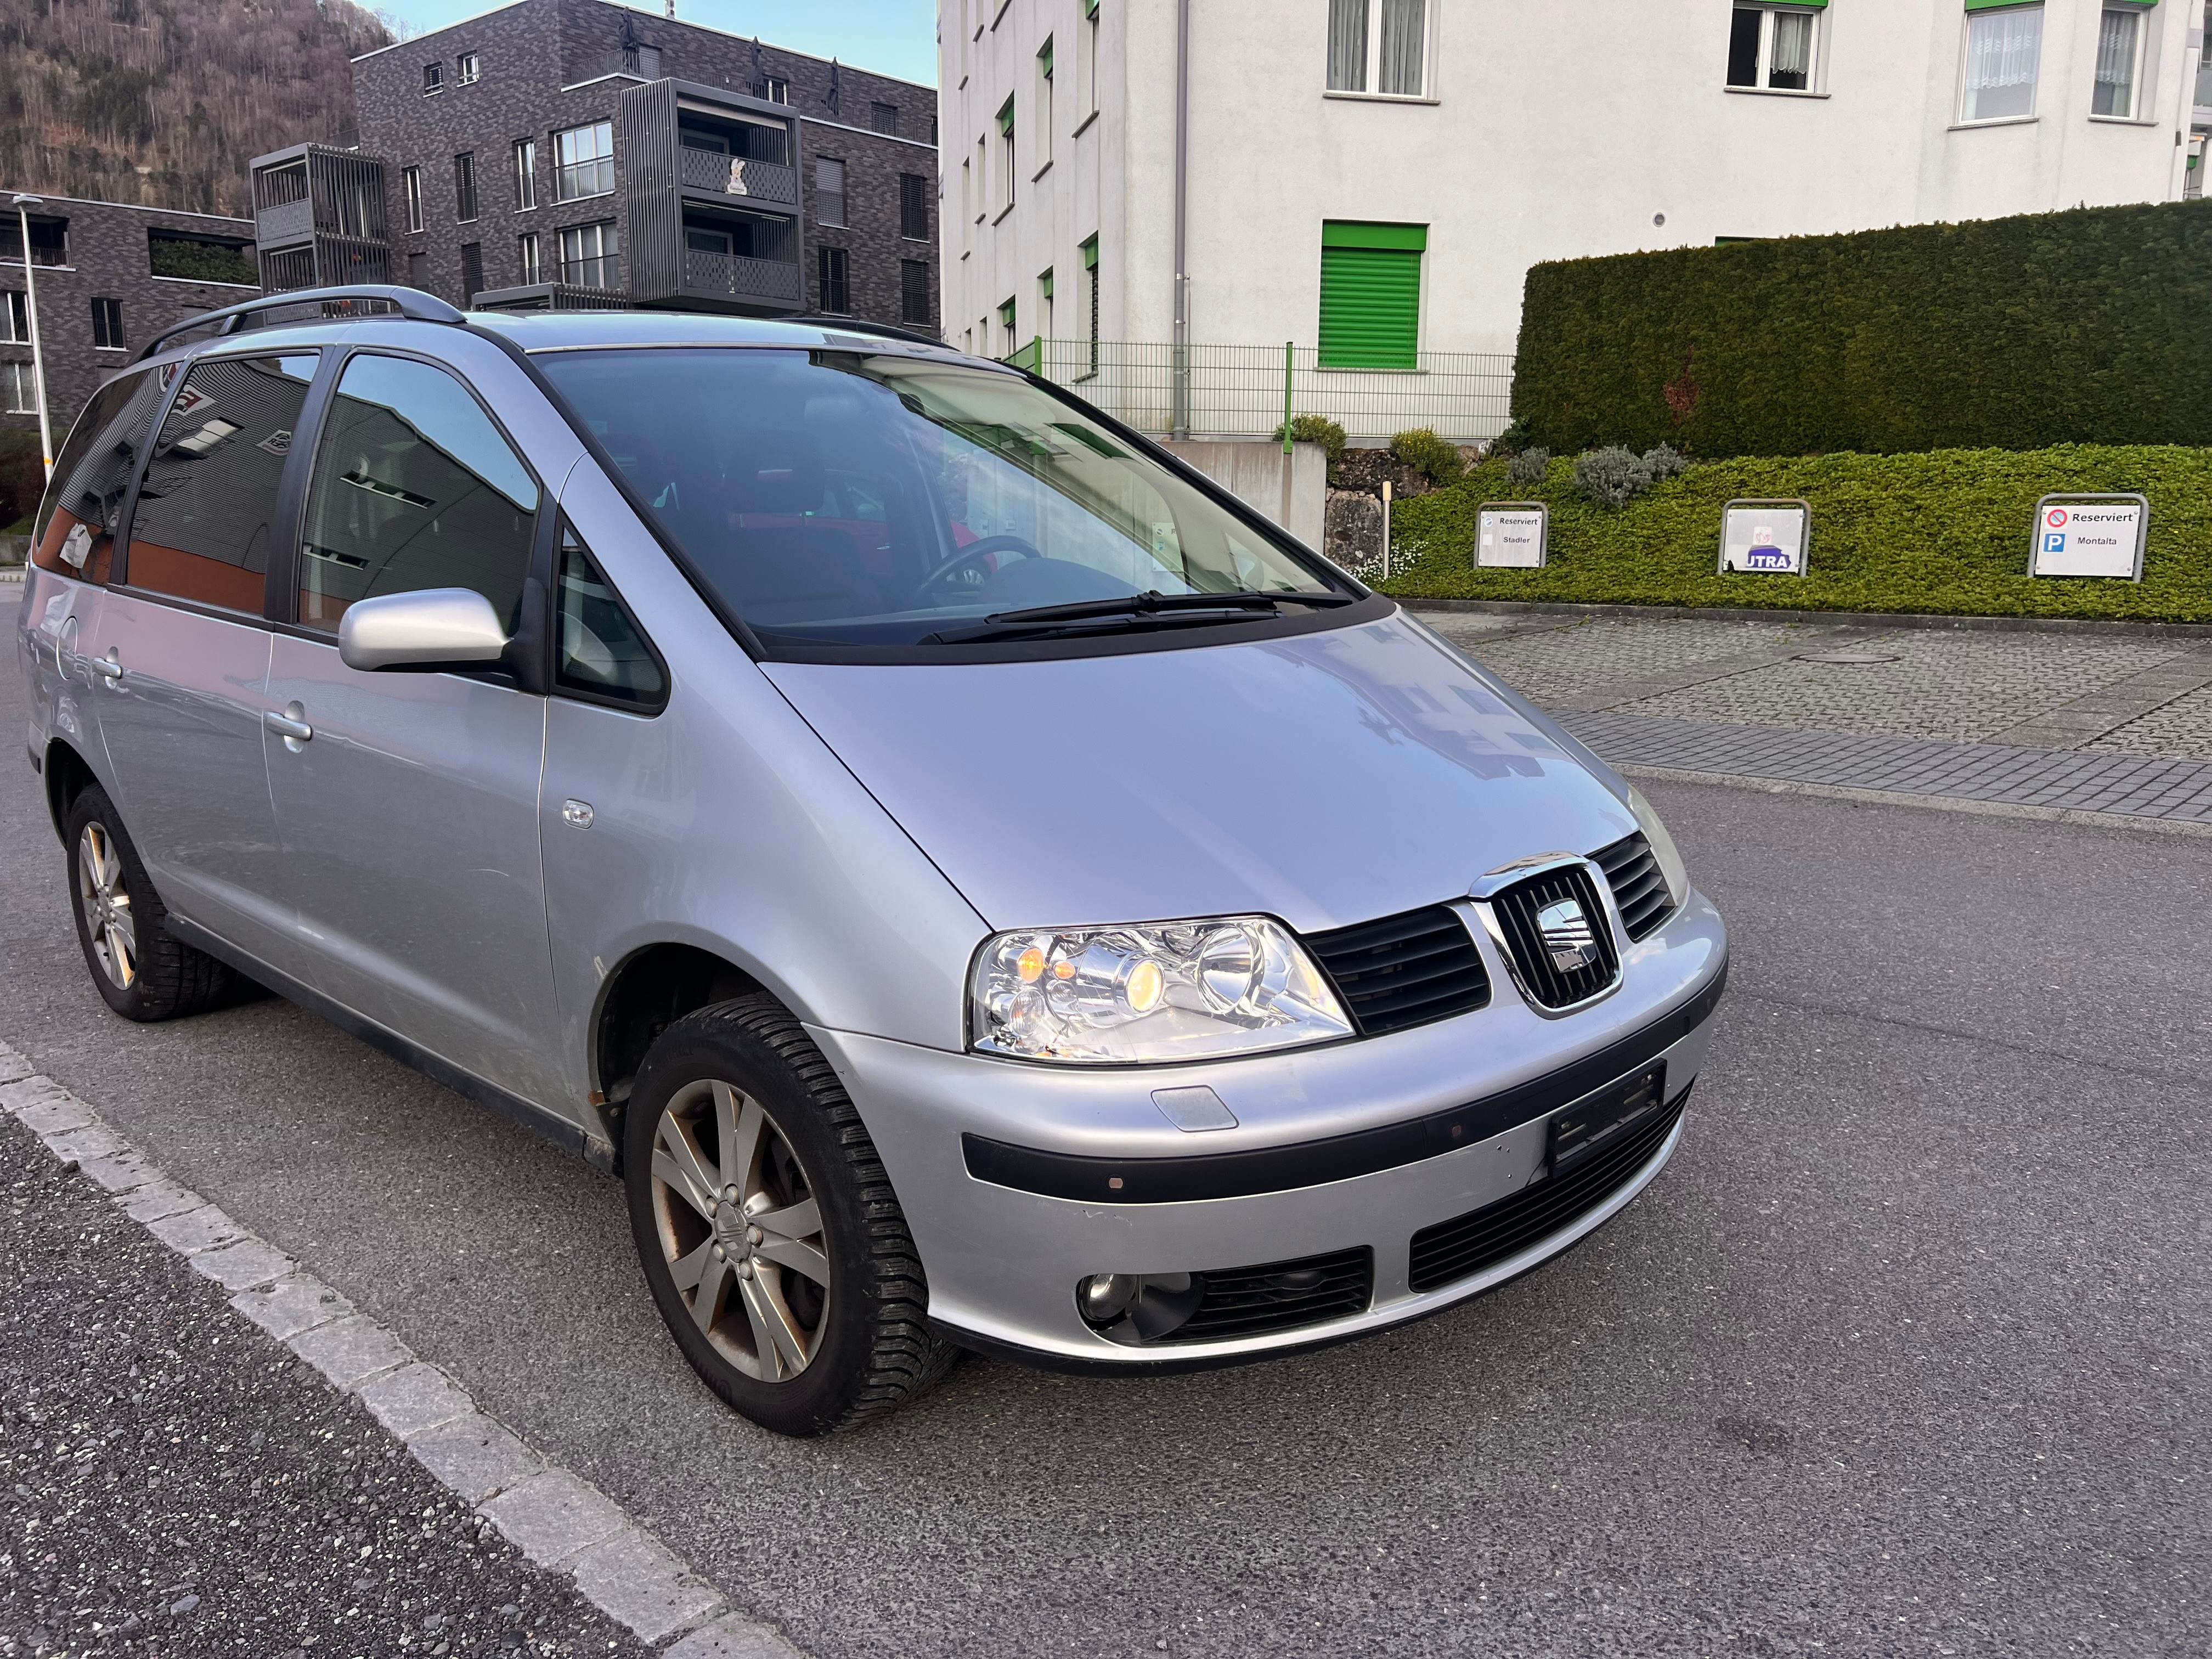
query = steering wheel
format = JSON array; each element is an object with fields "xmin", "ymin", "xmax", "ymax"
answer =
[{"xmin": 918, "ymin": 533, "xmax": 1043, "ymax": 594}]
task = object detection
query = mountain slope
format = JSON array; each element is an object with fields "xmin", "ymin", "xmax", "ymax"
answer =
[{"xmin": 0, "ymin": 0, "xmax": 392, "ymax": 219}]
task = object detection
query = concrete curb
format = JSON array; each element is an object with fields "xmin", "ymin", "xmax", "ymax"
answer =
[
  {"xmin": 0, "ymin": 1041, "xmax": 806, "ymax": 1659},
  {"xmin": 1399, "ymin": 597, "xmax": 2212, "ymax": 641}
]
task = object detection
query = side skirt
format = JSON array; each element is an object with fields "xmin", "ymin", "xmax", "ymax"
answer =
[{"xmin": 165, "ymin": 913, "xmax": 617, "ymax": 1172}]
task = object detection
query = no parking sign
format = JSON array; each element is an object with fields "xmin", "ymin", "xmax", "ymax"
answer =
[{"xmin": 2030, "ymin": 495, "xmax": 2147, "ymax": 580}]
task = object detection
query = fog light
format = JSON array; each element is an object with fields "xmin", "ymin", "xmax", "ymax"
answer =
[
  {"xmin": 1075, "ymin": 1271, "xmax": 1206, "ymax": 1343},
  {"xmin": 1077, "ymin": 1272, "xmax": 1138, "ymax": 1325}
]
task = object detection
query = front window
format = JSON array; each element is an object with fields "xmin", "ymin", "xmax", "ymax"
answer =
[
  {"xmin": 456, "ymin": 52, "xmax": 479, "ymax": 85},
  {"xmin": 815, "ymin": 157, "xmax": 847, "ymax": 227},
  {"xmin": 3, "ymin": 360, "xmax": 36, "ymax": 415},
  {"xmin": 1960, "ymin": 4, "xmax": 2042, "ymax": 123},
  {"xmin": 91, "ymin": 296, "xmax": 123, "ymax": 350},
  {"xmin": 403, "ymin": 166, "xmax": 425, "ymax": 234},
  {"xmin": 556, "ymin": 121, "xmax": 615, "ymax": 201},
  {"xmin": 514, "ymin": 139, "xmax": 538, "ymax": 210},
  {"xmin": 1726, "ymin": 6, "xmax": 1820, "ymax": 92},
  {"xmin": 1326, "ymin": 0, "xmax": 1428, "ymax": 98},
  {"xmin": 454, "ymin": 152, "xmax": 478, "ymax": 223},
  {"xmin": 533, "ymin": 347, "xmax": 1348, "ymax": 656},
  {"xmin": 518, "ymin": 231, "xmax": 541, "ymax": 284},
  {"xmin": 818, "ymin": 245, "xmax": 849, "ymax": 313},
  {"xmin": 422, "ymin": 61, "xmax": 443, "ymax": 95},
  {"xmin": 2092, "ymin": 7, "xmax": 2144, "ymax": 118},
  {"xmin": 559, "ymin": 221, "xmax": 619, "ymax": 288}
]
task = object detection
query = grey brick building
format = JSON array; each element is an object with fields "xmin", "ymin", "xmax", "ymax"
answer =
[
  {"xmin": 1, "ymin": 193, "xmax": 258, "ymax": 440},
  {"xmin": 259, "ymin": 0, "xmax": 940, "ymax": 332}
]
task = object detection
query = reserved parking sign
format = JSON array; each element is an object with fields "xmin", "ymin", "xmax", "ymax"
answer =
[
  {"xmin": 2029, "ymin": 494, "xmax": 2148, "ymax": 580},
  {"xmin": 1476, "ymin": 503, "xmax": 1548, "ymax": 568},
  {"xmin": 1719, "ymin": 499, "xmax": 1810, "ymax": 575}
]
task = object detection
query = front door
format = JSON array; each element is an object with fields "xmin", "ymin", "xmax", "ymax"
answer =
[{"xmin": 262, "ymin": 349, "xmax": 564, "ymax": 1106}]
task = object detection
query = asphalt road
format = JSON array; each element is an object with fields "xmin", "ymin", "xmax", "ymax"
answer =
[{"xmin": 2, "ymin": 655, "xmax": 2207, "ymax": 1657}]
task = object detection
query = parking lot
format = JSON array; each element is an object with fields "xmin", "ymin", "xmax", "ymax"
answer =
[{"xmin": 3, "ymin": 608, "xmax": 2208, "ymax": 1657}]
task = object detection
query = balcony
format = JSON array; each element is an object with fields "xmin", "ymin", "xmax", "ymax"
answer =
[
  {"xmin": 680, "ymin": 247, "xmax": 802, "ymax": 305},
  {"xmin": 678, "ymin": 145, "xmax": 797, "ymax": 206},
  {"xmin": 622, "ymin": 76, "xmax": 805, "ymax": 315}
]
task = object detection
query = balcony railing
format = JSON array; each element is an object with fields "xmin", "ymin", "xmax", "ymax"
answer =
[
  {"xmin": 1017, "ymin": 338, "xmax": 1515, "ymax": 444},
  {"xmin": 682, "ymin": 247, "xmax": 802, "ymax": 302},
  {"xmin": 678, "ymin": 146, "xmax": 798, "ymax": 205}
]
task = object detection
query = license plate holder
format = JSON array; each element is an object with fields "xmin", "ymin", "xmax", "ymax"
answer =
[{"xmin": 1549, "ymin": 1063, "xmax": 1666, "ymax": 1175}]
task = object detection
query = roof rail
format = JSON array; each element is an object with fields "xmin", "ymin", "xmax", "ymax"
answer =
[
  {"xmin": 782, "ymin": 314, "xmax": 954, "ymax": 352},
  {"xmin": 134, "ymin": 285, "xmax": 467, "ymax": 363}
]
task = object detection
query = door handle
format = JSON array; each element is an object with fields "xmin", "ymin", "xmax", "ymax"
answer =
[
  {"xmin": 89, "ymin": 649, "xmax": 123, "ymax": 682},
  {"xmin": 264, "ymin": 705, "xmax": 314, "ymax": 749}
]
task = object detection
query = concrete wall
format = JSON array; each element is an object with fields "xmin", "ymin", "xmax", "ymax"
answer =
[{"xmin": 1160, "ymin": 438, "xmax": 1327, "ymax": 552}]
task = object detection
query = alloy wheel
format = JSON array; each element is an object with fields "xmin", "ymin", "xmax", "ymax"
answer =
[
  {"xmin": 76, "ymin": 822, "xmax": 137, "ymax": 991},
  {"xmin": 648, "ymin": 1079, "xmax": 830, "ymax": 1382}
]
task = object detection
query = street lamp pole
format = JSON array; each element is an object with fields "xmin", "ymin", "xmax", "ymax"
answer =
[{"xmin": 13, "ymin": 195, "xmax": 54, "ymax": 479}]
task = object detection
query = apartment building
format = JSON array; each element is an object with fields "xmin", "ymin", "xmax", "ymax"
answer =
[
  {"xmin": 252, "ymin": 0, "xmax": 940, "ymax": 330},
  {"xmin": 1, "ymin": 193, "xmax": 258, "ymax": 439},
  {"xmin": 946, "ymin": 0, "xmax": 2207, "ymax": 419}
]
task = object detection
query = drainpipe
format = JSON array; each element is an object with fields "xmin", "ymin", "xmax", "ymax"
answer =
[
  {"xmin": 1170, "ymin": 0, "xmax": 1190, "ymax": 439},
  {"xmin": 13, "ymin": 195, "xmax": 53, "ymax": 479}
]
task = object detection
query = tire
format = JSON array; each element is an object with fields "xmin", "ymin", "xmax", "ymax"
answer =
[
  {"xmin": 64, "ymin": 785, "xmax": 247, "ymax": 1023},
  {"xmin": 623, "ymin": 995, "xmax": 957, "ymax": 1437}
]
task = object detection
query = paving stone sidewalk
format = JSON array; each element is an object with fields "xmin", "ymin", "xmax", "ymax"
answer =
[{"xmin": 1417, "ymin": 607, "xmax": 2212, "ymax": 823}]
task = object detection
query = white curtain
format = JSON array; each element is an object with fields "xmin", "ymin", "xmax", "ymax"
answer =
[
  {"xmin": 1378, "ymin": 0, "xmax": 1426, "ymax": 95},
  {"xmin": 1327, "ymin": 0, "xmax": 1368, "ymax": 92},
  {"xmin": 2092, "ymin": 8, "xmax": 2138, "ymax": 117},
  {"xmin": 1769, "ymin": 11, "xmax": 1813, "ymax": 88},
  {"xmin": 1962, "ymin": 6, "xmax": 2043, "ymax": 122}
]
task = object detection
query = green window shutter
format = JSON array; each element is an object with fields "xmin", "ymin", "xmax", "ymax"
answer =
[
  {"xmin": 1318, "ymin": 222, "xmax": 1425, "ymax": 369},
  {"xmin": 1040, "ymin": 269, "xmax": 1054, "ymax": 298},
  {"xmin": 1039, "ymin": 39, "xmax": 1054, "ymax": 76},
  {"xmin": 999, "ymin": 297, "xmax": 1017, "ymax": 329},
  {"xmin": 1080, "ymin": 235, "xmax": 1099, "ymax": 269},
  {"xmin": 1084, "ymin": 0, "xmax": 1099, "ymax": 16},
  {"xmin": 997, "ymin": 98, "xmax": 1015, "ymax": 136},
  {"xmin": 1963, "ymin": 0, "xmax": 2046, "ymax": 9}
]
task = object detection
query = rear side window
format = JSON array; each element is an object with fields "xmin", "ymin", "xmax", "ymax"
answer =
[
  {"xmin": 555, "ymin": 522, "xmax": 665, "ymax": 709},
  {"xmin": 297, "ymin": 352, "xmax": 539, "ymax": 632},
  {"xmin": 127, "ymin": 353, "xmax": 317, "ymax": 613},
  {"xmin": 31, "ymin": 369, "xmax": 171, "ymax": 584}
]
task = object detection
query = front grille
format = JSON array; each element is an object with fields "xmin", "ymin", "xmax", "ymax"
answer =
[
  {"xmin": 1592, "ymin": 832, "xmax": 1673, "ymax": 941},
  {"xmin": 1304, "ymin": 906, "xmax": 1490, "ymax": 1036},
  {"xmin": 1407, "ymin": 1090, "xmax": 1684, "ymax": 1293},
  {"xmin": 1486, "ymin": 864, "xmax": 1621, "ymax": 1010},
  {"xmin": 1164, "ymin": 1246, "xmax": 1374, "ymax": 1344}
]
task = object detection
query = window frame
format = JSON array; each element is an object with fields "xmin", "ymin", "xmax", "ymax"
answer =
[
  {"xmin": 1956, "ymin": 1, "xmax": 2046, "ymax": 126},
  {"xmin": 2089, "ymin": 4, "xmax": 2152, "ymax": 122},
  {"xmin": 900, "ymin": 257, "xmax": 932, "ymax": 325},
  {"xmin": 554, "ymin": 121, "xmax": 616, "ymax": 204},
  {"xmin": 551, "ymin": 515, "xmax": 668, "ymax": 715},
  {"xmin": 2, "ymin": 289, "xmax": 27, "ymax": 343},
  {"xmin": 818, "ymin": 245, "xmax": 850, "ymax": 314},
  {"xmin": 518, "ymin": 230, "xmax": 541, "ymax": 285},
  {"xmin": 1036, "ymin": 37, "xmax": 1056, "ymax": 171},
  {"xmin": 899, "ymin": 172, "xmax": 930, "ymax": 241},
  {"xmin": 2, "ymin": 359, "xmax": 38, "ymax": 415},
  {"xmin": 1324, "ymin": 0, "xmax": 1438, "ymax": 102},
  {"xmin": 1724, "ymin": 4, "xmax": 1828, "ymax": 97},
  {"xmin": 996, "ymin": 97, "xmax": 1017, "ymax": 211},
  {"xmin": 514, "ymin": 139, "xmax": 538, "ymax": 211},
  {"xmin": 557, "ymin": 220, "xmax": 620, "ymax": 289},
  {"xmin": 454, "ymin": 151, "xmax": 479, "ymax": 224},
  {"xmin": 90, "ymin": 296, "xmax": 125, "ymax": 351},
  {"xmin": 403, "ymin": 166, "xmax": 425, "ymax": 234},
  {"xmin": 815, "ymin": 156, "xmax": 848, "ymax": 229},
  {"xmin": 422, "ymin": 61, "xmax": 443, "ymax": 95},
  {"xmin": 456, "ymin": 51, "xmax": 480, "ymax": 86}
]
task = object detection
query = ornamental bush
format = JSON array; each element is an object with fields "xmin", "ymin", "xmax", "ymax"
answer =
[
  {"xmin": 1642, "ymin": 443, "xmax": 1690, "ymax": 481},
  {"xmin": 1389, "ymin": 426, "xmax": 1464, "ymax": 485},
  {"xmin": 1510, "ymin": 200, "xmax": 2212, "ymax": 458},
  {"xmin": 1273, "ymin": 413, "xmax": 1347, "ymax": 471},
  {"xmin": 1505, "ymin": 447, "xmax": 1550, "ymax": 490},
  {"xmin": 1571, "ymin": 445, "xmax": 1652, "ymax": 508}
]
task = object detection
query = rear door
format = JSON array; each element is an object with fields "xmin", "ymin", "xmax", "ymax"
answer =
[
  {"xmin": 81, "ymin": 351, "xmax": 317, "ymax": 977},
  {"xmin": 261, "ymin": 347, "xmax": 567, "ymax": 1105}
]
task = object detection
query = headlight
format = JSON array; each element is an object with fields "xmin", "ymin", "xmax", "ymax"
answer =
[
  {"xmin": 969, "ymin": 916, "xmax": 1353, "ymax": 1064},
  {"xmin": 1626, "ymin": 785, "xmax": 1690, "ymax": 909}
]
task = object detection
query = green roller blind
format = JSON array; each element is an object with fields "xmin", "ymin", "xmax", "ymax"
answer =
[{"xmin": 1318, "ymin": 222, "xmax": 1426, "ymax": 369}]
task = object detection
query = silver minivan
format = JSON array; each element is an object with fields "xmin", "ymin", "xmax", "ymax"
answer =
[{"xmin": 18, "ymin": 290, "xmax": 1726, "ymax": 1437}]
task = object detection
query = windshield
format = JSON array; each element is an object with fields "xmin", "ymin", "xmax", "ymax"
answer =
[{"xmin": 534, "ymin": 346, "xmax": 1346, "ymax": 651}]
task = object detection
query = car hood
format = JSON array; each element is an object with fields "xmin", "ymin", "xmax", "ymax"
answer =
[{"xmin": 760, "ymin": 612, "xmax": 1636, "ymax": 935}]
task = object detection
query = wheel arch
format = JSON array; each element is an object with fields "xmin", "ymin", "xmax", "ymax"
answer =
[
  {"xmin": 43, "ymin": 738, "xmax": 103, "ymax": 845},
  {"xmin": 590, "ymin": 941, "xmax": 773, "ymax": 1131}
]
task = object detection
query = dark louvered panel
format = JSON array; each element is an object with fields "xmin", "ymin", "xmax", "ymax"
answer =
[
  {"xmin": 1407, "ymin": 1095, "xmax": 1684, "ymax": 1293},
  {"xmin": 1165, "ymin": 1247, "xmax": 1373, "ymax": 1344},
  {"xmin": 1304, "ymin": 906, "xmax": 1490, "ymax": 1037},
  {"xmin": 1487, "ymin": 865, "xmax": 1621, "ymax": 1010},
  {"xmin": 1591, "ymin": 832, "xmax": 1674, "ymax": 942}
]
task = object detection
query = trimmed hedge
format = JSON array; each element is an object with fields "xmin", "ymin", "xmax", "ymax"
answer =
[
  {"xmin": 1375, "ymin": 445, "xmax": 2212, "ymax": 624},
  {"xmin": 1512, "ymin": 201, "xmax": 2212, "ymax": 459}
]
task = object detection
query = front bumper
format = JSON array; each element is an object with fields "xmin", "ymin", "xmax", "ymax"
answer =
[{"xmin": 810, "ymin": 890, "xmax": 1726, "ymax": 1369}]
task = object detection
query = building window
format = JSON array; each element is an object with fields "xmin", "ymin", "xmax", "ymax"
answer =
[
  {"xmin": 559, "ymin": 221, "xmax": 619, "ymax": 288},
  {"xmin": 766, "ymin": 76, "xmax": 788, "ymax": 104},
  {"xmin": 1039, "ymin": 267, "xmax": 1054, "ymax": 338},
  {"xmin": 997, "ymin": 296, "xmax": 1016, "ymax": 356},
  {"xmin": 974, "ymin": 136, "xmax": 987, "ymax": 219},
  {"xmin": 456, "ymin": 52, "xmax": 480, "ymax": 85},
  {"xmin": 2, "ymin": 289, "xmax": 26, "ymax": 342},
  {"xmin": 1960, "ymin": 3, "xmax": 2042, "ymax": 123},
  {"xmin": 422, "ymin": 61, "xmax": 443, "ymax": 95},
  {"xmin": 871, "ymin": 101, "xmax": 898, "ymax": 134},
  {"xmin": 1081, "ymin": 0, "xmax": 1101, "ymax": 115},
  {"xmin": 2198, "ymin": 2, "xmax": 2212, "ymax": 110},
  {"xmin": 2, "ymin": 360, "xmax": 34, "ymax": 415},
  {"xmin": 900, "ymin": 258, "xmax": 932, "ymax": 325},
  {"xmin": 1326, "ymin": 0, "xmax": 1428, "ymax": 98},
  {"xmin": 1318, "ymin": 220, "xmax": 1424, "ymax": 369},
  {"xmin": 818, "ymin": 246, "xmax": 849, "ymax": 314},
  {"xmin": 960, "ymin": 159, "xmax": 972, "ymax": 246},
  {"xmin": 1726, "ymin": 7, "xmax": 1820, "ymax": 92},
  {"xmin": 2092, "ymin": 7, "xmax": 2146, "ymax": 118},
  {"xmin": 1037, "ymin": 38, "xmax": 1055, "ymax": 167},
  {"xmin": 1080, "ymin": 234, "xmax": 1099, "ymax": 376},
  {"xmin": 454, "ymin": 152, "xmax": 478, "ymax": 223},
  {"xmin": 460, "ymin": 242, "xmax": 484, "ymax": 303},
  {"xmin": 403, "ymin": 166, "xmax": 425, "ymax": 233},
  {"xmin": 899, "ymin": 172, "xmax": 930, "ymax": 240},
  {"xmin": 997, "ymin": 97, "xmax": 1015, "ymax": 208},
  {"xmin": 556, "ymin": 121, "xmax": 616, "ymax": 201},
  {"xmin": 518, "ymin": 232, "xmax": 541, "ymax": 284},
  {"xmin": 514, "ymin": 139, "xmax": 538, "ymax": 210},
  {"xmin": 90, "ymin": 296, "xmax": 124, "ymax": 349},
  {"xmin": 816, "ymin": 157, "xmax": 847, "ymax": 228}
]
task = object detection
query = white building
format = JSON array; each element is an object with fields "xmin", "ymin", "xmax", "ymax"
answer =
[{"xmin": 941, "ymin": 0, "xmax": 2211, "ymax": 441}]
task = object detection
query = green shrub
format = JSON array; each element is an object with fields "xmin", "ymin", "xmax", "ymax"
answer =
[
  {"xmin": 147, "ymin": 232, "xmax": 257, "ymax": 286},
  {"xmin": 1488, "ymin": 416, "xmax": 1536, "ymax": 458},
  {"xmin": 1389, "ymin": 426, "xmax": 1464, "ymax": 485},
  {"xmin": 1511, "ymin": 200, "xmax": 2212, "ymax": 458},
  {"xmin": 1505, "ymin": 447, "xmax": 1550, "ymax": 491},
  {"xmin": 1571, "ymin": 445, "xmax": 1652, "ymax": 508},
  {"xmin": 1643, "ymin": 443, "xmax": 1690, "ymax": 481},
  {"xmin": 1274, "ymin": 413, "xmax": 1347, "ymax": 471},
  {"xmin": 1373, "ymin": 443, "xmax": 2212, "ymax": 623}
]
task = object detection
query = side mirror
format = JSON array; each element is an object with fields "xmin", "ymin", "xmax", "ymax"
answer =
[{"xmin": 337, "ymin": 587, "xmax": 510, "ymax": 673}]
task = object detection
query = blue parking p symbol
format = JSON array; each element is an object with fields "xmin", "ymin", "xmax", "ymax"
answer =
[{"xmin": 2042, "ymin": 532, "xmax": 2067, "ymax": 554}]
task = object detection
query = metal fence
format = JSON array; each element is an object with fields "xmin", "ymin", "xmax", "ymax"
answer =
[{"xmin": 1015, "ymin": 338, "xmax": 1515, "ymax": 444}]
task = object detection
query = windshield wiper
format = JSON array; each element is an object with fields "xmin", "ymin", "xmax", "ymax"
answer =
[{"xmin": 924, "ymin": 588, "xmax": 1356, "ymax": 645}]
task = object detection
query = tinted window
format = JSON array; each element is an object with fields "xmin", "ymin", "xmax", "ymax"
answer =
[
  {"xmin": 556, "ymin": 523, "xmax": 665, "ymax": 708},
  {"xmin": 298, "ymin": 353, "xmax": 539, "ymax": 631},
  {"xmin": 534, "ymin": 347, "xmax": 1336, "ymax": 652},
  {"xmin": 127, "ymin": 353, "xmax": 316, "ymax": 612},
  {"xmin": 31, "ymin": 369, "xmax": 171, "ymax": 584}
]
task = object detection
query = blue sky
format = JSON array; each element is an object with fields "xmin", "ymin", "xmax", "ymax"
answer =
[{"xmin": 378, "ymin": 0, "xmax": 940, "ymax": 87}]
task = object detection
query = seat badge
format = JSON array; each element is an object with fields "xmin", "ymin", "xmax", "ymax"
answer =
[{"xmin": 1536, "ymin": 897, "xmax": 1598, "ymax": 973}]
